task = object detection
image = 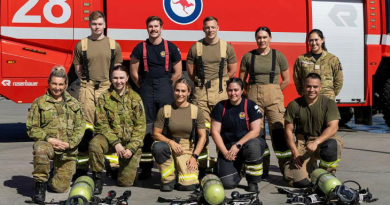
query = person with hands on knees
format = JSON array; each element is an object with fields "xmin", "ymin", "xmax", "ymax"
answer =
[
  {"xmin": 26, "ymin": 65, "xmax": 85, "ymax": 204},
  {"xmin": 152, "ymin": 78, "xmax": 207, "ymax": 192},
  {"xmin": 89, "ymin": 65, "xmax": 146, "ymax": 195},
  {"xmin": 283, "ymin": 73, "xmax": 343, "ymax": 188},
  {"xmin": 210, "ymin": 78, "xmax": 265, "ymax": 193}
]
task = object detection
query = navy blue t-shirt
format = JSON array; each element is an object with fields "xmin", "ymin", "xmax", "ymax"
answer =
[
  {"xmin": 131, "ymin": 39, "xmax": 181, "ymax": 79},
  {"xmin": 211, "ymin": 98, "xmax": 263, "ymax": 143}
]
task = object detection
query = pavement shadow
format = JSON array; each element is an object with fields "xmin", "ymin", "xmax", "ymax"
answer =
[
  {"xmin": 3, "ymin": 175, "xmax": 34, "ymax": 197},
  {"xmin": 133, "ymin": 169, "xmax": 160, "ymax": 189},
  {"xmin": 0, "ymin": 123, "xmax": 31, "ymax": 142}
]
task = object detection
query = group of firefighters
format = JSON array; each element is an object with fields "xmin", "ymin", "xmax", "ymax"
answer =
[{"xmin": 25, "ymin": 10, "xmax": 344, "ymax": 204}]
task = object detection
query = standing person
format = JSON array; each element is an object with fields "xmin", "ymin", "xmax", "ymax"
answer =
[
  {"xmin": 26, "ymin": 66, "xmax": 85, "ymax": 203},
  {"xmin": 284, "ymin": 73, "xmax": 343, "ymax": 188},
  {"xmin": 130, "ymin": 16, "xmax": 182, "ymax": 180},
  {"xmin": 89, "ymin": 65, "xmax": 146, "ymax": 194},
  {"xmin": 210, "ymin": 78, "xmax": 265, "ymax": 192},
  {"xmin": 293, "ymin": 29, "xmax": 343, "ymax": 101},
  {"xmin": 73, "ymin": 10, "xmax": 123, "ymax": 176},
  {"xmin": 187, "ymin": 16, "xmax": 237, "ymax": 171},
  {"xmin": 239, "ymin": 26, "xmax": 291, "ymax": 177},
  {"xmin": 152, "ymin": 78, "xmax": 207, "ymax": 192}
]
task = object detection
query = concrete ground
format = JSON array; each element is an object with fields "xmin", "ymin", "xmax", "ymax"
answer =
[{"xmin": 0, "ymin": 98, "xmax": 389, "ymax": 205}]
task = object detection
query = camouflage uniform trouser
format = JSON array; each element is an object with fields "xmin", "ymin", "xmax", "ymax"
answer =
[
  {"xmin": 77, "ymin": 79, "xmax": 111, "ymax": 171},
  {"xmin": 89, "ymin": 135, "xmax": 141, "ymax": 187},
  {"xmin": 32, "ymin": 141, "xmax": 76, "ymax": 193},
  {"xmin": 247, "ymin": 84, "xmax": 291, "ymax": 174},
  {"xmin": 192, "ymin": 77, "xmax": 229, "ymax": 169},
  {"xmin": 284, "ymin": 134, "xmax": 343, "ymax": 188}
]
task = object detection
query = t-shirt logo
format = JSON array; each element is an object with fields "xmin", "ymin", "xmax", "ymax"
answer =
[
  {"xmin": 160, "ymin": 51, "xmax": 166, "ymax": 57},
  {"xmin": 239, "ymin": 112, "xmax": 246, "ymax": 119},
  {"xmin": 254, "ymin": 105, "xmax": 261, "ymax": 114}
]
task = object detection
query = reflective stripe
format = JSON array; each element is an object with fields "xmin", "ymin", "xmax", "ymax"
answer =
[
  {"xmin": 320, "ymin": 159, "xmax": 340, "ymax": 168},
  {"xmin": 141, "ymin": 153, "xmax": 153, "ymax": 157},
  {"xmin": 140, "ymin": 159, "xmax": 154, "ymax": 162},
  {"xmin": 245, "ymin": 164, "xmax": 263, "ymax": 170},
  {"xmin": 245, "ymin": 170, "xmax": 263, "ymax": 176},
  {"xmin": 161, "ymin": 162, "xmax": 175, "ymax": 179},
  {"xmin": 263, "ymin": 149, "xmax": 270, "ymax": 156},
  {"xmin": 104, "ymin": 155, "xmax": 119, "ymax": 163},
  {"xmin": 77, "ymin": 158, "xmax": 89, "ymax": 164},
  {"xmin": 85, "ymin": 123, "xmax": 94, "ymax": 131},
  {"xmin": 205, "ymin": 122, "xmax": 211, "ymax": 129},
  {"xmin": 178, "ymin": 173, "xmax": 198, "ymax": 182},
  {"xmin": 198, "ymin": 150, "xmax": 209, "ymax": 161},
  {"xmin": 275, "ymin": 150, "xmax": 292, "ymax": 159},
  {"xmin": 245, "ymin": 163, "xmax": 263, "ymax": 176}
]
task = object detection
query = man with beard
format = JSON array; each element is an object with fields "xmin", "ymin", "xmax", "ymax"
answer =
[{"xmin": 130, "ymin": 16, "xmax": 182, "ymax": 180}]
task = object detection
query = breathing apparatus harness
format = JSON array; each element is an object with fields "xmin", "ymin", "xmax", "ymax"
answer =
[{"xmin": 277, "ymin": 175, "xmax": 377, "ymax": 205}]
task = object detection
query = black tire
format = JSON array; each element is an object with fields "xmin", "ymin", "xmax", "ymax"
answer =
[
  {"xmin": 339, "ymin": 107, "xmax": 353, "ymax": 125},
  {"xmin": 381, "ymin": 78, "xmax": 390, "ymax": 127}
]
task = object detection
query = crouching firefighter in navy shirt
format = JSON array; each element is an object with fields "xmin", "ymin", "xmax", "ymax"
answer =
[{"xmin": 210, "ymin": 78, "xmax": 265, "ymax": 192}]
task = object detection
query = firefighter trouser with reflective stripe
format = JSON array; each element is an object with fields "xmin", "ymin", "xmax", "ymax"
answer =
[
  {"xmin": 284, "ymin": 134, "xmax": 343, "ymax": 188},
  {"xmin": 214, "ymin": 137, "xmax": 265, "ymax": 189},
  {"xmin": 32, "ymin": 141, "xmax": 76, "ymax": 193},
  {"xmin": 152, "ymin": 139, "xmax": 199, "ymax": 186},
  {"xmin": 77, "ymin": 79, "xmax": 111, "ymax": 171},
  {"xmin": 247, "ymin": 84, "xmax": 291, "ymax": 174},
  {"xmin": 193, "ymin": 77, "xmax": 229, "ymax": 169},
  {"xmin": 89, "ymin": 135, "xmax": 142, "ymax": 187},
  {"xmin": 139, "ymin": 77, "xmax": 174, "ymax": 171}
]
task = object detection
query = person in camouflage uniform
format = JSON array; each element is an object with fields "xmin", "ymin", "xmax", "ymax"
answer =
[
  {"xmin": 89, "ymin": 65, "xmax": 146, "ymax": 194},
  {"xmin": 293, "ymin": 29, "xmax": 343, "ymax": 100},
  {"xmin": 26, "ymin": 65, "xmax": 85, "ymax": 203}
]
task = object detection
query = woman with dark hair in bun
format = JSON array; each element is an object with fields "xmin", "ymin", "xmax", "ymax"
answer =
[
  {"xmin": 239, "ymin": 26, "xmax": 291, "ymax": 178},
  {"xmin": 210, "ymin": 78, "xmax": 265, "ymax": 192},
  {"xmin": 293, "ymin": 29, "xmax": 343, "ymax": 101},
  {"xmin": 89, "ymin": 65, "xmax": 146, "ymax": 194}
]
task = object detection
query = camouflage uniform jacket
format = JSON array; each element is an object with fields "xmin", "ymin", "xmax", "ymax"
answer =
[
  {"xmin": 293, "ymin": 51, "xmax": 343, "ymax": 100},
  {"xmin": 95, "ymin": 86, "xmax": 146, "ymax": 154},
  {"xmin": 26, "ymin": 90, "xmax": 85, "ymax": 155}
]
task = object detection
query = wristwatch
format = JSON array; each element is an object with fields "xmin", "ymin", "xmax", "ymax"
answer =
[
  {"xmin": 235, "ymin": 142, "xmax": 242, "ymax": 149},
  {"xmin": 192, "ymin": 153, "xmax": 199, "ymax": 160}
]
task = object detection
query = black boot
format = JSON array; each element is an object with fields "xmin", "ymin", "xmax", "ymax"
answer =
[
  {"xmin": 246, "ymin": 182, "xmax": 259, "ymax": 192},
  {"xmin": 138, "ymin": 169, "xmax": 152, "ymax": 180},
  {"xmin": 32, "ymin": 182, "xmax": 47, "ymax": 204},
  {"xmin": 160, "ymin": 180, "xmax": 175, "ymax": 192},
  {"xmin": 72, "ymin": 169, "xmax": 88, "ymax": 181},
  {"xmin": 92, "ymin": 172, "xmax": 103, "ymax": 195}
]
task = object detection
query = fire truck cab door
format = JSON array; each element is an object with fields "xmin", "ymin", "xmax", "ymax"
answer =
[{"xmin": 312, "ymin": 0, "xmax": 365, "ymax": 103}]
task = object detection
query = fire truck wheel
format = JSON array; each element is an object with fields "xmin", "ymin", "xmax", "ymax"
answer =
[
  {"xmin": 381, "ymin": 78, "xmax": 390, "ymax": 127},
  {"xmin": 339, "ymin": 107, "xmax": 353, "ymax": 126}
]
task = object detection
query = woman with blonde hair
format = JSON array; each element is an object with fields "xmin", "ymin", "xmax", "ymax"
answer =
[{"xmin": 26, "ymin": 65, "xmax": 85, "ymax": 203}]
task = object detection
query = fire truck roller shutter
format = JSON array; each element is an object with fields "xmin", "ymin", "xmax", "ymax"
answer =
[{"xmin": 312, "ymin": 0, "xmax": 364, "ymax": 103}]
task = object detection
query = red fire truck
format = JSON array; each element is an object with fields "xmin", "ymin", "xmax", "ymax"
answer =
[{"xmin": 1, "ymin": 0, "xmax": 389, "ymax": 127}]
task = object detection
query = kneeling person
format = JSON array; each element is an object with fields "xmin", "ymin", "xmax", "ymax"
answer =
[
  {"xmin": 27, "ymin": 66, "xmax": 85, "ymax": 203},
  {"xmin": 284, "ymin": 73, "xmax": 343, "ymax": 188},
  {"xmin": 89, "ymin": 65, "xmax": 146, "ymax": 194},
  {"xmin": 152, "ymin": 78, "xmax": 207, "ymax": 192},
  {"xmin": 211, "ymin": 78, "xmax": 265, "ymax": 192}
]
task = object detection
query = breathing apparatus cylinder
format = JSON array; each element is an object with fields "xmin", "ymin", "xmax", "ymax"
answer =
[
  {"xmin": 311, "ymin": 168, "xmax": 341, "ymax": 196},
  {"xmin": 201, "ymin": 174, "xmax": 225, "ymax": 205},
  {"xmin": 68, "ymin": 176, "xmax": 95, "ymax": 204}
]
